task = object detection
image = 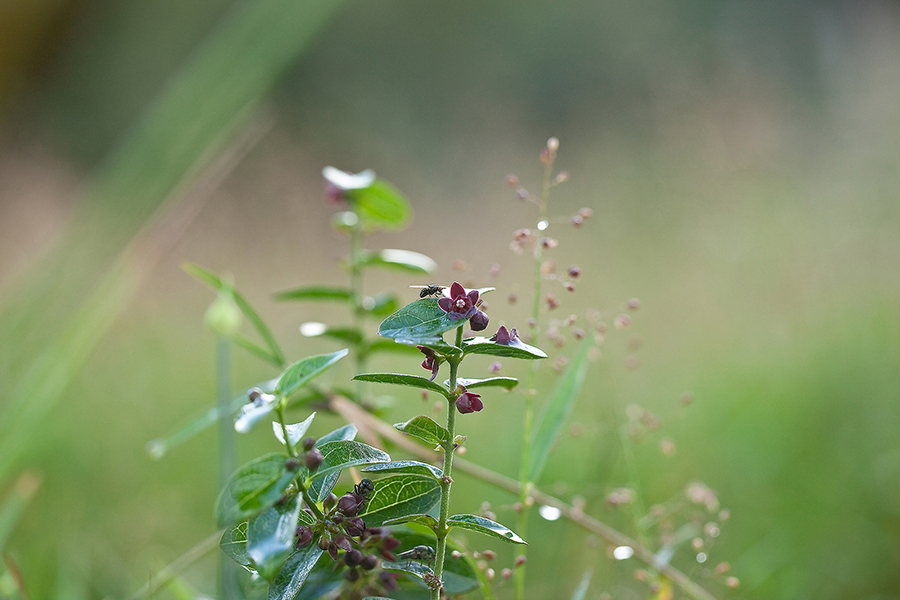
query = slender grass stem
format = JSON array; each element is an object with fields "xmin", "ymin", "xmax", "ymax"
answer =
[
  {"xmin": 215, "ymin": 336, "xmax": 238, "ymax": 600},
  {"xmin": 349, "ymin": 217, "xmax": 368, "ymax": 402}
]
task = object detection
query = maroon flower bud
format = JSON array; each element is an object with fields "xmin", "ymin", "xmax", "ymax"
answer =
[
  {"xmin": 380, "ymin": 548, "xmax": 397, "ymax": 562},
  {"xmin": 490, "ymin": 326, "xmax": 519, "ymax": 345},
  {"xmin": 304, "ymin": 448, "xmax": 324, "ymax": 472},
  {"xmin": 382, "ymin": 536, "xmax": 401, "ymax": 551},
  {"xmin": 318, "ymin": 535, "xmax": 330, "ymax": 551},
  {"xmin": 302, "ymin": 437, "xmax": 316, "ymax": 451},
  {"xmin": 579, "ymin": 207, "xmax": 593, "ymax": 219},
  {"xmin": 328, "ymin": 542, "xmax": 340, "ymax": 561},
  {"xmin": 344, "ymin": 568, "xmax": 360, "ymax": 582},
  {"xmin": 379, "ymin": 571, "xmax": 400, "ymax": 591},
  {"xmin": 437, "ymin": 282, "xmax": 479, "ymax": 322},
  {"xmin": 570, "ymin": 215, "xmax": 584, "ymax": 227},
  {"xmin": 295, "ymin": 526, "xmax": 313, "ymax": 548},
  {"xmin": 337, "ymin": 493, "xmax": 364, "ymax": 517},
  {"xmin": 469, "ymin": 310, "xmax": 489, "ymax": 331},
  {"xmin": 331, "ymin": 512, "xmax": 344, "ymax": 524},
  {"xmin": 284, "ymin": 457, "xmax": 300, "ymax": 471},
  {"xmin": 344, "ymin": 548, "xmax": 363, "ymax": 567},
  {"xmin": 417, "ymin": 345, "xmax": 442, "ymax": 381},
  {"xmin": 361, "ymin": 554, "xmax": 379, "ymax": 570},
  {"xmin": 455, "ymin": 391, "xmax": 484, "ymax": 414},
  {"xmin": 323, "ymin": 493, "xmax": 338, "ymax": 512},
  {"xmin": 567, "ymin": 265, "xmax": 581, "ymax": 278},
  {"xmin": 505, "ymin": 174, "xmax": 519, "ymax": 187},
  {"xmin": 334, "ymin": 535, "xmax": 352, "ymax": 551},
  {"xmin": 345, "ymin": 517, "xmax": 366, "ymax": 537}
]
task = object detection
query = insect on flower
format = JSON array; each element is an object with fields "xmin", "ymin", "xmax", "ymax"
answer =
[{"xmin": 409, "ymin": 284, "xmax": 447, "ymax": 298}]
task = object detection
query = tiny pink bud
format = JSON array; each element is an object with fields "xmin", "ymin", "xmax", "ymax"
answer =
[{"xmin": 506, "ymin": 174, "xmax": 519, "ymax": 187}]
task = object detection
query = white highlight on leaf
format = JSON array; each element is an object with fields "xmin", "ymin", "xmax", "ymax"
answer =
[
  {"xmin": 322, "ymin": 166, "xmax": 376, "ymax": 190},
  {"xmin": 613, "ymin": 546, "xmax": 634, "ymax": 560},
  {"xmin": 300, "ymin": 322, "xmax": 327, "ymax": 337},
  {"xmin": 538, "ymin": 505, "xmax": 562, "ymax": 521}
]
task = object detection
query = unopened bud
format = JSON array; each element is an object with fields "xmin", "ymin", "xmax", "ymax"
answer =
[
  {"xmin": 302, "ymin": 437, "xmax": 316, "ymax": 451},
  {"xmin": 627, "ymin": 297, "xmax": 641, "ymax": 310},
  {"xmin": 205, "ymin": 289, "xmax": 243, "ymax": 337},
  {"xmin": 482, "ymin": 550, "xmax": 496, "ymax": 562},
  {"xmin": 614, "ymin": 314, "xmax": 631, "ymax": 329},
  {"xmin": 304, "ymin": 448, "xmax": 324, "ymax": 472},
  {"xmin": 451, "ymin": 550, "xmax": 463, "ymax": 559},
  {"xmin": 361, "ymin": 554, "xmax": 378, "ymax": 570},
  {"xmin": 469, "ymin": 310, "xmax": 490, "ymax": 331},
  {"xmin": 726, "ymin": 576, "xmax": 740, "ymax": 588},
  {"xmin": 515, "ymin": 555, "xmax": 527, "ymax": 567},
  {"xmin": 570, "ymin": 215, "xmax": 584, "ymax": 227},
  {"xmin": 715, "ymin": 562, "xmax": 731, "ymax": 575},
  {"xmin": 540, "ymin": 237, "xmax": 558, "ymax": 249},
  {"xmin": 555, "ymin": 170, "xmax": 569, "ymax": 183},
  {"xmin": 546, "ymin": 294, "xmax": 560, "ymax": 310},
  {"xmin": 285, "ymin": 457, "xmax": 300, "ymax": 471},
  {"xmin": 578, "ymin": 207, "xmax": 593, "ymax": 219},
  {"xmin": 564, "ymin": 282, "xmax": 575, "ymax": 292},
  {"xmin": 295, "ymin": 526, "xmax": 313, "ymax": 548},
  {"xmin": 323, "ymin": 493, "xmax": 338, "ymax": 512},
  {"xmin": 567, "ymin": 265, "xmax": 581, "ymax": 278},
  {"xmin": 506, "ymin": 174, "xmax": 519, "ymax": 187},
  {"xmin": 486, "ymin": 568, "xmax": 495, "ymax": 581}
]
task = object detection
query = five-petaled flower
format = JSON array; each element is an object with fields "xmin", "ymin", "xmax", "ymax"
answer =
[
  {"xmin": 417, "ymin": 345, "xmax": 442, "ymax": 381},
  {"xmin": 455, "ymin": 388, "xmax": 484, "ymax": 414},
  {"xmin": 438, "ymin": 282, "xmax": 480, "ymax": 322},
  {"xmin": 490, "ymin": 326, "xmax": 519, "ymax": 345}
]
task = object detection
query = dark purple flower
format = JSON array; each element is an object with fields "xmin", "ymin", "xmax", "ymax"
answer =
[
  {"xmin": 345, "ymin": 517, "xmax": 366, "ymax": 537},
  {"xmin": 438, "ymin": 282, "xmax": 479, "ymax": 322},
  {"xmin": 417, "ymin": 345, "xmax": 442, "ymax": 381},
  {"xmin": 490, "ymin": 326, "xmax": 519, "ymax": 345},
  {"xmin": 295, "ymin": 526, "xmax": 313, "ymax": 548},
  {"xmin": 455, "ymin": 390, "xmax": 484, "ymax": 414},
  {"xmin": 469, "ymin": 310, "xmax": 490, "ymax": 331}
]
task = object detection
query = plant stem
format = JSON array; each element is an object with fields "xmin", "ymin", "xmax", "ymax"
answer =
[
  {"xmin": 432, "ymin": 325, "xmax": 464, "ymax": 599},
  {"xmin": 216, "ymin": 336, "xmax": 238, "ymax": 600},
  {"xmin": 515, "ymin": 158, "xmax": 553, "ymax": 600},
  {"xmin": 275, "ymin": 405, "xmax": 324, "ymax": 520}
]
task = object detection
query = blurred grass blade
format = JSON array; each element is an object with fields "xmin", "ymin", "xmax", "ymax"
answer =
[
  {"xmin": 0, "ymin": 0, "xmax": 345, "ymax": 483},
  {"xmin": 528, "ymin": 337, "xmax": 593, "ymax": 482},
  {"xmin": 570, "ymin": 570, "xmax": 592, "ymax": 600},
  {"xmin": 0, "ymin": 472, "xmax": 41, "ymax": 552},
  {"xmin": 184, "ymin": 263, "xmax": 286, "ymax": 368}
]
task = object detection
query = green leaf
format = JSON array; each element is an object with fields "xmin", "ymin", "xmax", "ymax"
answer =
[
  {"xmin": 231, "ymin": 334, "xmax": 282, "ymax": 368},
  {"xmin": 461, "ymin": 336, "xmax": 548, "ymax": 360},
  {"xmin": 362, "ymin": 291, "xmax": 399, "ymax": 318},
  {"xmin": 528, "ymin": 337, "xmax": 593, "ymax": 482},
  {"xmin": 146, "ymin": 379, "xmax": 277, "ymax": 460},
  {"xmin": 352, "ymin": 179, "xmax": 411, "ymax": 230},
  {"xmin": 272, "ymin": 413, "xmax": 316, "ymax": 451},
  {"xmin": 308, "ymin": 424, "xmax": 357, "ymax": 502},
  {"xmin": 184, "ymin": 263, "xmax": 285, "ymax": 367},
  {"xmin": 393, "ymin": 415, "xmax": 451, "ymax": 447},
  {"xmin": 216, "ymin": 453, "xmax": 296, "ymax": 526},
  {"xmin": 383, "ymin": 559, "xmax": 434, "ymax": 582},
  {"xmin": 390, "ymin": 529, "xmax": 479, "ymax": 594},
  {"xmin": 381, "ymin": 514, "xmax": 439, "ymax": 528},
  {"xmin": 248, "ymin": 495, "xmax": 301, "ymax": 580},
  {"xmin": 268, "ymin": 545, "xmax": 324, "ymax": 600},
  {"xmin": 361, "ymin": 249, "xmax": 437, "ymax": 275},
  {"xmin": 363, "ymin": 460, "xmax": 442, "ymax": 480},
  {"xmin": 358, "ymin": 474, "xmax": 442, "ymax": 527},
  {"xmin": 447, "ymin": 514, "xmax": 528, "ymax": 544},
  {"xmin": 276, "ymin": 349, "xmax": 349, "ymax": 397},
  {"xmin": 445, "ymin": 377, "xmax": 519, "ymax": 390},
  {"xmin": 273, "ymin": 286, "xmax": 353, "ymax": 302},
  {"xmin": 220, "ymin": 522, "xmax": 252, "ymax": 568},
  {"xmin": 310, "ymin": 440, "xmax": 390, "ymax": 480},
  {"xmin": 378, "ymin": 298, "xmax": 457, "ymax": 343},
  {"xmin": 353, "ymin": 373, "xmax": 450, "ymax": 398},
  {"xmin": 234, "ymin": 394, "xmax": 279, "ymax": 434},
  {"xmin": 362, "ymin": 338, "xmax": 424, "ymax": 358}
]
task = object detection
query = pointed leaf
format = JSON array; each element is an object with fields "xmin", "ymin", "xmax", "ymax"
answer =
[
  {"xmin": 184, "ymin": 263, "xmax": 285, "ymax": 367},
  {"xmin": 358, "ymin": 474, "xmax": 442, "ymax": 527},
  {"xmin": 362, "ymin": 291, "xmax": 400, "ymax": 318},
  {"xmin": 383, "ymin": 559, "xmax": 434, "ymax": 581},
  {"xmin": 248, "ymin": 495, "xmax": 302, "ymax": 580},
  {"xmin": 393, "ymin": 415, "xmax": 450, "ymax": 447},
  {"xmin": 353, "ymin": 373, "xmax": 450, "ymax": 398},
  {"xmin": 445, "ymin": 377, "xmax": 519, "ymax": 390},
  {"xmin": 353, "ymin": 180, "xmax": 411, "ymax": 230},
  {"xmin": 378, "ymin": 298, "xmax": 456, "ymax": 343},
  {"xmin": 360, "ymin": 248, "xmax": 436, "ymax": 274},
  {"xmin": 268, "ymin": 545, "xmax": 324, "ymax": 600},
  {"xmin": 308, "ymin": 424, "xmax": 358, "ymax": 502},
  {"xmin": 310, "ymin": 440, "xmax": 390, "ymax": 480},
  {"xmin": 276, "ymin": 349, "xmax": 349, "ymax": 397},
  {"xmin": 232, "ymin": 334, "xmax": 283, "ymax": 367},
  {"xmin": 216, "ymin": 453, "xmax": 296, "ymax": 526},
  {"xmin": 146, "ymin": 379, "xmax": 277, "ymax": 460},
  {"xmin": 447, "ymin": 514, "xmax": 527, "ymax": 544},
  {"xmin": 461, "ymin": 337, "xmax": 547, "ymax": 359},
  {"xmin": 362, "ymin": 338, "xmax": 424, "ymax": 357},
  {"xmin": 390, "ymin": 529, "xmax": 479, "ymax": 594},
  {"xmin": 363, "ymin": 460, "xmax": 442, "ymax": 480},
  {"xmin": 272, "ymin": 413, "xmax": 316, "ymax": 451},
  {"xmin": 273, "ymin": 286, "xmax": 353, "ymax": 302},
  {"xmin": 220, "ymin": 522, "xmax": 252, "ymax": 568},
  {"xmin": 381, "ymin": 514, "xmax": 439, "ymax": 528},
  {"xmin": 529, "ymin": 337, "xmax": 593, "ymax": 482},
  {"xmin": 234, "ymin": 394, "xmax": 279, "ymax": 434}
]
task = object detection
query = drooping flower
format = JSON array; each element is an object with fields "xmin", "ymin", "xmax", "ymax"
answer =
[
  {"xmin": 455, "ymin": 388, "xmax": 484, "ymax": 414},
  {"xmin": 438, "ymin": 282, "xmax": 479, "ymax": 322},
  {"xmin": 490, "ymin": 326, "xmax": 519, "ymax": 345},
  {"xmin": 417, "ymin": 345, "xmax": 442, "ymax": 381}
]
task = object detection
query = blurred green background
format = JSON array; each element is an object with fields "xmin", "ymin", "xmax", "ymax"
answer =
[{"xmin": 1, "ymin": 0, "xmax": 899, "ymax": 599}]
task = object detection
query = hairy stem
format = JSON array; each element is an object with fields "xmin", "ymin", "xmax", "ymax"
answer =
[{"xmin": 432, "ymin": 325, "xmax": 464, "ymax": 599}]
